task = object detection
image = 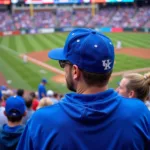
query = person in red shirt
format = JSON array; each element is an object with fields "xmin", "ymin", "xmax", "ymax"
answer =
[{"xmin": 30, "ymin": 92, "xmax": 39, "ymax": 111}]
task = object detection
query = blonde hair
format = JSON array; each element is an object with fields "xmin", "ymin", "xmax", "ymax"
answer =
[
  {"xmin": 123, "ymin": 72, "xmax": 150, "ymax": 101},
  {"xmin": 37, "ymin": 97, "xmax": 53, "ymax": 109}
]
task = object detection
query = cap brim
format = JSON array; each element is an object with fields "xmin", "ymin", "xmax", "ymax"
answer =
[{"xmin": 48, "ymin": 48, "xmax": 66, "ymax": 60}]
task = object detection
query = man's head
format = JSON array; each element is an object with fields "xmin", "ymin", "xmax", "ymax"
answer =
[
  {"xmin": 48, "ymin": 28, "xmax": 114, "ymax": 92},
  {"xmin": 4, "ymin": 96, "xmax": 26, "ymax": 122},
  {"xmin": 116, "ymin": 72, "xmax": 150, "ymax": 101},
  {"xmin": 47, "ymin": 90, "xmax": 54, "ymax": 97},
  {"xmin": 17, "ymin": 89, "xmax": 24, "ymax": 97},
  {"xmin": 41, "ymin": 78, "xmax": 47, "ymax": 85},
  {"xmin": 24, "ymin": 95, "xmax": 33, "ymax": 109}
]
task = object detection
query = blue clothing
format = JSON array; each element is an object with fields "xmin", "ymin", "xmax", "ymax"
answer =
[
  {"xmin": 38, "ymin": 83, "xmax": 46, "ymax": 100},
  {"xmin": 17, "ymin": 89, "xmax": 150, "ymax": 150},
  {"xmin": 0, "ymin": 124, "xmax": 25, "ymax": 150}
]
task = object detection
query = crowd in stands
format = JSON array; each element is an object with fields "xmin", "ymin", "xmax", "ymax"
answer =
[
  {"xmin": 0, "ymin": 85, "xmax": 62, "ymax": 124},
  {"xmin": 0, "ymin": 75, "xmax": 150, "ymax": 149},
  {"xmin": 0, "ymin": 6, "xmax": 150, "ymax": 32}
]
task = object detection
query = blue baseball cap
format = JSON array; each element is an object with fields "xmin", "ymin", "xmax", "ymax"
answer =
[
  {"xmin": 5, "ymin": 96, "xmax": 26, "ymax": 116},
  {"xmin": 42, "ymin": 78, "xmax": 47, "ymax": 83},
  {"xmin": 48, "ymin": 28, "xmax": 114, "ymax": 73},
  {"xmin": 1, "ymin": 85, "xmax": 7, "ymax": 91}
]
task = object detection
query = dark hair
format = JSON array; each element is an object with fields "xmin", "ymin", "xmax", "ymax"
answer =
[
  {"xmin": 82, "ymin": 70, "xmax": 112, "ymax": 87},
  {"xmin": 7, "ymin": 115, "xmax": 23, "ymax": 122},
  {"xmin": 6, "ymin": 110, "xmax": 23, "ymax": 122},
  {"xmin": 17, "ymin": 89, "xmax": 24, "ymax": 97},
  {"xmin": 24, "ymin": 95, "xmax": 33, "ymax": 108},
  {"xmin": 53, "ymin": 92, "xmax": 59, "ymax": 98},
  {"xmin": 30, "ymin": 92, "xmax": 36, "ymax": 98}
]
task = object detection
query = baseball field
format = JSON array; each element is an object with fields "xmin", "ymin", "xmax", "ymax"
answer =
[{"xmin": 0, "ymin": 32, "xmax": 150, "ymax": 94}]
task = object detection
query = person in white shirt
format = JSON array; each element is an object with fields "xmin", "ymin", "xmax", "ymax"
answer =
[
  {"xmin": 0, "ymin": 90, "xmax": 7, "ymax": 125},
  {"xmin": 116, "ymin": 41, "xmax": 122, "ymax": 49},
  {"xmin": 23, "ymin": 54, "xmax": 28, "ymax": 63}
]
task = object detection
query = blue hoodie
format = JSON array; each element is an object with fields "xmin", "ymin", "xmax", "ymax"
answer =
[
  {"xmin": 17, "ymin": 89, "xmax": 150, "ymax": 150},
  {"xmin": 0, "ymin": 124, "xmax": 25, "ymax": 150}
]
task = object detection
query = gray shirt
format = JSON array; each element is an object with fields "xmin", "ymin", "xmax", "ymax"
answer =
[{"xmin": 0, "ymin": 107, "xmax": 7, "ymax": 125}]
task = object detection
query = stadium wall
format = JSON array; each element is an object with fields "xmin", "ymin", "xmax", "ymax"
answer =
[{"xmin": 0, "ymin": 26, "xmax": 149, "ymax": 37}]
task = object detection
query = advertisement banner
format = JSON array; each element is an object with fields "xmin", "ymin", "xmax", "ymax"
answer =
[
  {"xmin": 25, "ymin": 0, "xmax": 54, "ymax": 4},
  {"xmin": 13, "ymin": 30, "xmax": 20, "ymax": 35},
  {"xmin": 54, "ymin": 0, "xmax": 80, "ymax": 3},
  {"xmin": 0, "ymin": 32, "xmax": 3, "ymax": 36},
  {"xmin": 95, "ymin": 27, "xmax": 111, "ymax": 32},
  {"xmin": 111, "ymin": 28, "xmax": 123, "ymax": 32},
  {"xmin": 20, "ymin": 28, "xmax": 27, "ymax": 35},
  {"xmin": 29, "ymin": 28, "xmax": 37, "ymax": 34},
  {"xmin": 3, "ymin": 31, "xmax": 12, "ymax": 36},
  {"xmin": 38, "ymin": 28, "xmax": 55, "ymax": 34},
  {"xmin": 0, "ymin": 0, "xmax": 10, "ymax": 4},
  {"xmin": 59, "ymin": 27, "xmax": 75, "ymax": 32}
]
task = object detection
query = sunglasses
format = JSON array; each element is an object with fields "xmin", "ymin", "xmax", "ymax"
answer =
[{"xmin": 59, "ymin": 60, "xmax": 72, "ymax": 68}]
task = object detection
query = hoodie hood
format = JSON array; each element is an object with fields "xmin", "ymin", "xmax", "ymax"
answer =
[
  {"xmin": 60, "ymin": 89, "xmax": 120, "ymax": 122},
  {"xmin": 0, "ymin": 125, "xmax": 25, "ymax": 149}
]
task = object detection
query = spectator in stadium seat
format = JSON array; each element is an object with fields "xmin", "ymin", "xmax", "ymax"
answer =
[
  {"xmin": 116, "ymin": 72, "xmax": 150, "ymax": 111},
  {"xmin": 47, "ymin": 90, "xmax": 58, "ymax": 104},
  {"xmin": 0, "ymin": 90, "xmax": 7, "ymax": 125},
  {"xmin": 17, "ymin": 28, "xmax": 150, "ymax": 150},
  {"xmin": 36, "ymin": 97, "xmax": 53, "ymax": 110},
  {"xmin": 116, "ymin": 72, "xmax": 150, "ymax": 102},
  {"xmin": 30, "ymin": 92, "xmax": 39, "ymax": 111},
  {"xmin": 22, "ymin": 95, "xmax": 34, "ymax": 124},
  {"xmin": 17, "ymin": 89, "xmax": 24, "ymax": 98},
  {"xmin": 0, "ymin": 96, "xmax": 26, "ymax": 150},
  {"xmin": 38, "ymin": 78, "xmax": 47, "ymax": 100}
]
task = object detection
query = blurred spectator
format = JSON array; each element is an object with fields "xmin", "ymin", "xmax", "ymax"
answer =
[
  {"xmin": 116, "ymin": 72, "xmax": 150, "ymax": 102},
  {"xmin": 37, "ymin": 97, "xmax": 53, "ymax": 109},
  {"xmin": 0, "ymin": 96, "xmax": 26, "ymax": 150},
  {"xmin": 17, "ymin": 89, "xmax": 24, "ymax": 98},
  {"xmin": 47, "ymin": 90, "xmax": 58, "ymax": 104},
  {"xmin": 0, "ymin": 90, "xmax": 7, "ymax": 125},
  {"xmin": 0, "ymin": 85, "xmax": 7, "ymax": 91},
  {"xmin": 30, "ymin": 92, "xmax": 39, "ymax": 111},
  {"xmin": 53, "ymin": 92, "xmax": 60, "ymax": 100},
  {"xmin": 38, "ymin": 78, "xmax": 47, "ymax": 100},
  {"xmin": 22, "ymin": 95, "xmax": 34, "ymax": 124}
]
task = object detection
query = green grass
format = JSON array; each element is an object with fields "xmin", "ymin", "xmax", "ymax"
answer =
[
  {"xmin": 105, "ymin": 33, "xmax": 150, "ymax": 48},
  {"xmin": 0, "ymin": 32, "xmax": 150, "ymax": 93},
  {"xmin": 109, "ymin": 76, "xmax": 122, "ymax": 89},
  {"xmin": 114, "ymin": 54, "xmax": 150, "ymax": 72}
]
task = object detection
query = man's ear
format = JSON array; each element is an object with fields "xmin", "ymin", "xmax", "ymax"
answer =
[
  {"xmin": 128, "ymin": 90, "xmax": 136, "ymax": 98},
  {"xmin": 72, "ymin": 65, "xmax": 81, "ymax": 80}
]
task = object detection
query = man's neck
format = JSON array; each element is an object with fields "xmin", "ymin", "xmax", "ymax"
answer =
[
  {"xmin": 7, "ymin": 120, "xmax": 22, "ymax": 127},
  {"xmin": 77, "ymin": 85, "xmax": 108, "ymax": 94}
]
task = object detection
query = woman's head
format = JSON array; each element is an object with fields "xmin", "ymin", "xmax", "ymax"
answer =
[
  {"xmin": 116, "ymin": 72, "xmax": 150, "ymax": 101},
  {"xmin": 37, "ymin": 97, "xmax": 53, "ymax": 110}
]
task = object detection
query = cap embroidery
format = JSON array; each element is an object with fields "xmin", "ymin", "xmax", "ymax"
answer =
[{"xmin": 102, "ymin": 59, "xmax": 111, "ymax": 70}]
